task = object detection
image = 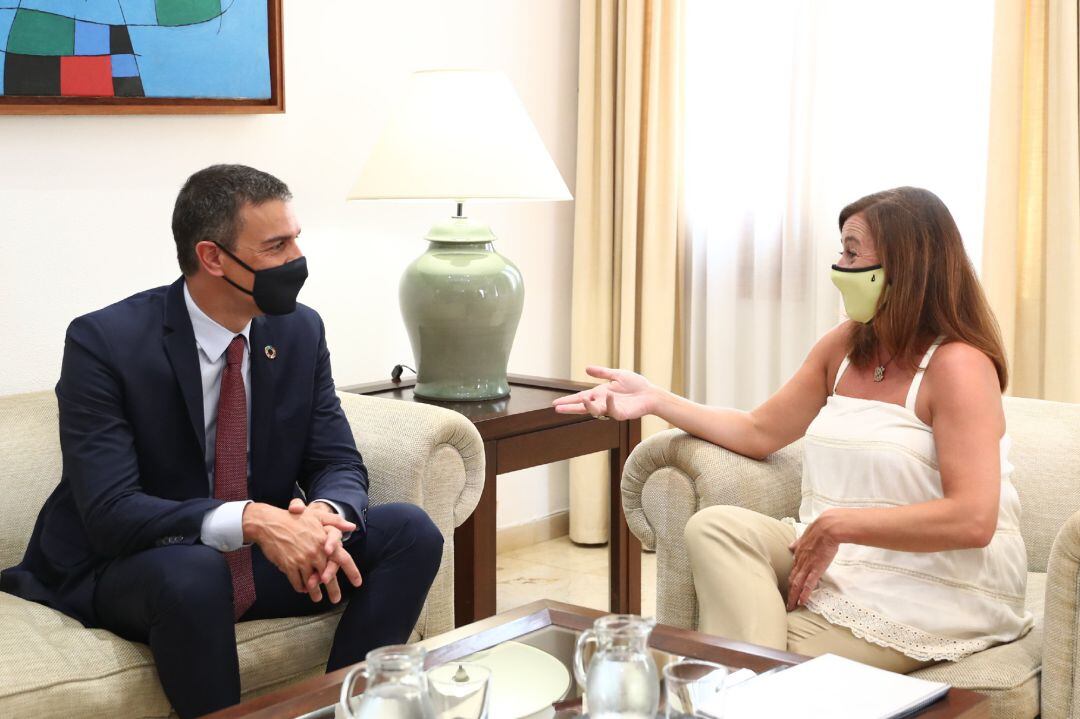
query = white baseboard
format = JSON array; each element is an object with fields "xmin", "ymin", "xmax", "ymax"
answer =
[{"xmin": 497, "ymin": 511, "xmax": 570, "ymax": 554}]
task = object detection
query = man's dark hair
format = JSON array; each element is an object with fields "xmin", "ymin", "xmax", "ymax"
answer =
[{"xmin": 172, "ymin": 164, "xmax": 293, "ymax": 276}]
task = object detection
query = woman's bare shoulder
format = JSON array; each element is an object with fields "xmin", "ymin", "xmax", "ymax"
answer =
[
  {"xmin": 808, "ymin": 321, "xmax": 856, "ymax": 366},
  {"xmin": 930, "ymin": 340, "xmax": 997, "ymax": 379},
  {"xmin": 927, "ymin": 340, "xmax": 1002, "ymax": 413}
]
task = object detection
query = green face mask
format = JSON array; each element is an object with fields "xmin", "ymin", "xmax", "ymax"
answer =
[{"xmin": 831, "ymin": 264, "xmax": 885, "ymax": 323}]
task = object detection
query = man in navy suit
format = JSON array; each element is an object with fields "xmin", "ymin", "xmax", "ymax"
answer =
[{"xmin": 0, "ymin": 165, "xmax": 443, "ymax": 718}]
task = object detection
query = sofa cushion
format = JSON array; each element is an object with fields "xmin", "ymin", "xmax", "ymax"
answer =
[
  {"xmin": 1002, "ymin": 397, "xmax": 1080, "ymax": 573},
  {"xmin": 0, "ymin": 391, "xmax": 62, "ymax": 570},
  {"xmin": 0, "ymin": 591, "xmax": 345, "ymax": 718},
  {"xmin": 910, "ymin": 571, "xmax": 1045, "ymax": 719}
]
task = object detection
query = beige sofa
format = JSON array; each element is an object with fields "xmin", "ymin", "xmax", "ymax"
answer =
[
  {"xmin": 0, "ymin": 390, "xmax": 484, "ymax": 718},
  {"xmin": 623, "ymin": 395, "xmax": 1080, "ymax": 719}
]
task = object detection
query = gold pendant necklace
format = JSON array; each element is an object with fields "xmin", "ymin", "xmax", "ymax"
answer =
[{"xmin": 874, "ymin": 350, "xmax": 893, "ymax": 382}]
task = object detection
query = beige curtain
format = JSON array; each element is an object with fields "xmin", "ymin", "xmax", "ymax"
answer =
[
  {"xmin": 983, "ymin": 0, "xmax": 1080, "ymax": 403},
  {"xmin": 569, "ymin": 0, "xmax": 686, "ymax": 544}
]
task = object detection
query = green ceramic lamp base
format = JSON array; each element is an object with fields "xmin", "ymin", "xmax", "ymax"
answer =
[
  {"xmin": 400, "ymin": 212, "xmax": 524, "ymax": 402},
  {"xmin": 414, "ymin": 378, "xmax": 511, "ymax": 402}
]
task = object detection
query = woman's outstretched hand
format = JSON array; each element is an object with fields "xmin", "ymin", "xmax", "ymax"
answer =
[{"xmin": 551, "ymin": 366, "xmax": 658, "ymax": 421}]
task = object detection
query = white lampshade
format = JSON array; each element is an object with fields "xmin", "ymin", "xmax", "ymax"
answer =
[{"xmin": 348, "ymin": 69, "xmax": 572, "ymax": 202}]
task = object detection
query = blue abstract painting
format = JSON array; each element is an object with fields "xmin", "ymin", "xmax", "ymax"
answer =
[{"xmin": 0, "ymin": 0, "xmax": 273, "ymax": 100}]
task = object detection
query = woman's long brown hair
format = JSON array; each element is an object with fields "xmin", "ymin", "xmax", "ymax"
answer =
[{"xmin": 840, "ymin": 187, "xmax": 1008, "ymax": 391}]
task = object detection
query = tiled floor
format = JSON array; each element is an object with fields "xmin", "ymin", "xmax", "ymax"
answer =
[{"xmin": 496, "ymin": 535, "xmax": 658, "ymax": 617}]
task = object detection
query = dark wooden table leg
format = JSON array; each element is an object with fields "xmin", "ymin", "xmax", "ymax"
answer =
[
  {"xmin": 455, "ymin": 440, "xmax": 498, "ymax": 626},
  {"xmin": 609, "ymin": 418, "xmax": 642, "ymax": 615}
]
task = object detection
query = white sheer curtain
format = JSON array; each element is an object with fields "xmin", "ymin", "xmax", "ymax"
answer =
[{"xmin": 684, "ymin": 1, "xmax": 996, "ymax": 410}]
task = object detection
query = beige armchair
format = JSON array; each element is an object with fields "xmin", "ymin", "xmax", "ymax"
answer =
[
  {"xmin": 622, "ymin": 395, "xmax": 1080, "ymax": 719},
  {"xmin": 0, "ymin": 390, "xmax": 484, "ymax": 719}
]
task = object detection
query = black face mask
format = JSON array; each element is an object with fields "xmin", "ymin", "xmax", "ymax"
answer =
[{"xmin": 213, "ymin": 242, "xmax": 308, "ymax": 316}]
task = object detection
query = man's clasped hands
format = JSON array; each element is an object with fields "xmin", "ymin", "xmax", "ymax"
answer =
[{"xmin": 242, "ymin": 500, "xmax": 363, "ymax": 604}]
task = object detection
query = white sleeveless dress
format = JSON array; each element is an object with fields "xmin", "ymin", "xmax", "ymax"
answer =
[{"xmin": 787, "ymin": 339, "xmax": 1034, "ymax": 662}]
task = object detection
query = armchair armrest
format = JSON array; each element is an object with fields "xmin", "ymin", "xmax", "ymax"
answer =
[
  {"xmin": 335, "ymin": 391, "xmax": 484, "ymax": 637},
  {"xmin": 621, "ymin": 428, "xmax": 803, "ymax": 629},
  {"xmin": 1042, "ymin": 508, "xmax": 1080, "ymax": 719}
]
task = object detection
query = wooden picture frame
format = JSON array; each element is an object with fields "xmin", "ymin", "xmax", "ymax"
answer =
[{"xmin": 0, "ymin": 0, "xmax": 283, "ymax": 115}]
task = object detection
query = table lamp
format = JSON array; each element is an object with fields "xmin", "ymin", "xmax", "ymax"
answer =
[{"xmin": 348, "ymin": 69, "xmax": 572, "ymax": 400}]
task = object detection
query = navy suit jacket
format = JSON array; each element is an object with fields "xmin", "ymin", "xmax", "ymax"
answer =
[{"xmin": 0, "ymin": 278, "xmax": 369, "ymax": 627}]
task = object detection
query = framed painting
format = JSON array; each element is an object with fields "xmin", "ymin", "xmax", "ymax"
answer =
[{"xmin": 0, "ymin": 0, "xmax": 283, "ymax": 114}]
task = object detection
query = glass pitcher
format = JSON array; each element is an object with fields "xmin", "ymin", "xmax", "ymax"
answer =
[
  {"xmin": 339, "ymin": 645, "xmax": 435, "ymax": 719},
  {"xmin": 573, "ymin": 615, "xmax": 659, "ymax": 718}
]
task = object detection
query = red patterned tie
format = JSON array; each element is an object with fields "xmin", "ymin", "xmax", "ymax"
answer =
[{"xmin": 215, "ymin": 335, "xmax": 256, "ymax": 620}]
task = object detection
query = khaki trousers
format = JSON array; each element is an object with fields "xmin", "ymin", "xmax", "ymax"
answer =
[{"xmin": 684, "ymin": 505, "xmax": 933, "ymax": 674}]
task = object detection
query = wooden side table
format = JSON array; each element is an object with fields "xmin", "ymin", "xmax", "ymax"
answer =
[{"xmin": 340, "ymin": 374, "xmax": 642, "ymax": 626}]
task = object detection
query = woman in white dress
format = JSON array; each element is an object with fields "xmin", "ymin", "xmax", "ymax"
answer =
[{"xmin": 554, "ymin": 187, "xmax": 1032, "ymax": 672}]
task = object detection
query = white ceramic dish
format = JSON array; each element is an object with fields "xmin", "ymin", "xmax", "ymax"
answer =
[{"xmin": 460, "ymin": 640, "xmax": 572, "ymax": 719}]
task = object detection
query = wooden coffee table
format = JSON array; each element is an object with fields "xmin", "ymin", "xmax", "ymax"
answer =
[{"xmin": 204, "ymin": 600, "xmax": 989, "ymax": 718}]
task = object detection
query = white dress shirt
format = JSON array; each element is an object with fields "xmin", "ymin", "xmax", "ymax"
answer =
[{"xmin": 185, "ymin": 283, "xmax": 343, "ymax": 551}]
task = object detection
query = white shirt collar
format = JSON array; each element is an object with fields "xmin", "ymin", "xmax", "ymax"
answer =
[{"xmin": 183, "ymin": 281, "xmax": 252, "ymax": 362}]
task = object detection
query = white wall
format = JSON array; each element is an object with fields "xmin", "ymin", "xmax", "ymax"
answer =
[{"xmin": 0, "ymin": 0, "xmax": 579, "ymax": 531}]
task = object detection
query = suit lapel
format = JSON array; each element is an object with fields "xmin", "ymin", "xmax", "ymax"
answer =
[
  {"xmin": 249, "ymin": 317, "xmax": 277, "ymax": 485},
  {"xmin": 162, "ymin": 278, "xmax": 206, "ymax": 458}
]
